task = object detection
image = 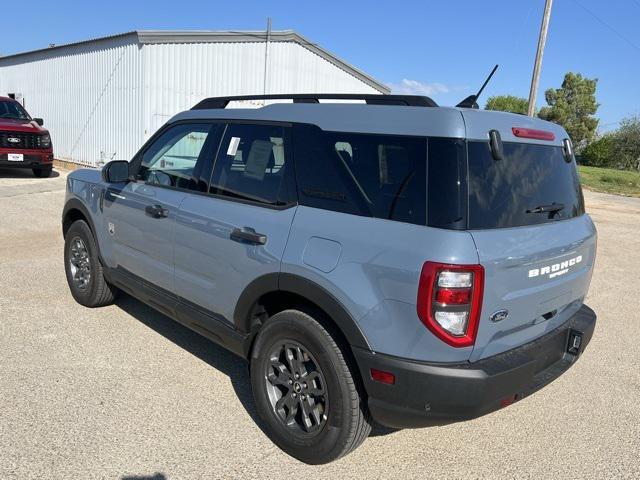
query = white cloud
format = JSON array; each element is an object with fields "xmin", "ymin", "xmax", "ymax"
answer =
[{"xmin": 388, "ymin": 79, "xmax": 451, "ymax": 96}]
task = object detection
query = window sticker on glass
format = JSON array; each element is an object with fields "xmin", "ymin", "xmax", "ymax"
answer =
[
  {"xmin": 227, "ymin": 136, "xmax": 241, "ymax": 156},
  {"xmin": 244, "ymin": 139, "xmax": 273, "ymax": 181}
]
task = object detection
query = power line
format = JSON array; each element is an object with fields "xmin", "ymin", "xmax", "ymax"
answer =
[
  {"xmin": 512, "ymin": 3, "xmax": 535, "ymax": 54},
  {"xmin": 571, "ymin": 0, "xmax": 640, "ymax": 52},
  {"xmin": 599, "ymin": 111, "xmax": 640, "ymax": 130}
]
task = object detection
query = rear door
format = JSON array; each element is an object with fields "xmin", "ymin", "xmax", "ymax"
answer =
[
  {"xmin": 174, "ymin": 122, "xmax": 297, "ymax": 324},
  {"xmin": 466, "ymin": 139, "xmax": 596, "ymax": 361}
]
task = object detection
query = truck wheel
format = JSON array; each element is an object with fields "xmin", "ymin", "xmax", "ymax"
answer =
[
  {"xmin": 250, "ymin": 309, "xmax": 372, "ymax": 464},
  {"xmin": 64, "ymin": 220, "xmax": 117, "ymax": 307},
  {"xmin": 33, "ymin": 166, "xmax": 53, "ymax": 178}
]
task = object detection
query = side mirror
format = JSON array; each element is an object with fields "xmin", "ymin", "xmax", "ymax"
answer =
[
  {"xmin": 33, "ymin": 118, "xmax": 44, "ymax": 126},
  {"xmin": 102, "ymin": 160, "xmax": 130, "ymax": 183}
]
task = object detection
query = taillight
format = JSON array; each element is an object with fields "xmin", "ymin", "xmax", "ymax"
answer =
[
  {"xmin": 417, "ymin": 262, "xmax": 484, "ymax": 347},
  {"xmin": 511, "ymin": 127, "xmax": 555, "ymax": 141}
]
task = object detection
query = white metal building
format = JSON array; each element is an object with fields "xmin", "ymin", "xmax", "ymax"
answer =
[{"xmin": 0, "ymin": 31, "xmax": 388, "ymax": 166}]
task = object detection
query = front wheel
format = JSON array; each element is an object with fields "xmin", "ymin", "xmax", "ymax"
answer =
[
  {"xmin": 33, "ymin": 166, "xmax": 53, "ymax": 177},
  {"xmin": 250, "ymin": 309, "xmax": 372, "ymax": 464},
  {"xmin": 64, "ymin": 220, "xmax": 117, "ymax": 307}
]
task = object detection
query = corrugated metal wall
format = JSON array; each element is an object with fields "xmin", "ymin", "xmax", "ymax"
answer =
[
  {"xmin": 0, "ymin": 36, "xmax": 381, "ymax": 166},
  {"xmin": 142, "ymin": 41, "xmax": 381, "ymax": 139},
  {"xmin": 0, "ymin": 35, "xmax": 144, "ymax": 166}
]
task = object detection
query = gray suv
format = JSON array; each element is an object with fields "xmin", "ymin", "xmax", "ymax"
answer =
[{"xmin": 62, "ymin": 94, "xmax": 597, "ymax": 464}]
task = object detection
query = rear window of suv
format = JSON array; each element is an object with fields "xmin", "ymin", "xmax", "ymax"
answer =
[
  {"xmin": 293, "ymin": 125, "xmax": 584, "ymax": 230},
  {"xmin": 467, "ymin": 141, "xmax": 585, "ymax": 229}
]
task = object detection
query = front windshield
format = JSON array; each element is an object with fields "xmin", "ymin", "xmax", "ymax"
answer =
[{"xmin": 0, "ymin": 100, "xmax": 31, "ymax": 120}]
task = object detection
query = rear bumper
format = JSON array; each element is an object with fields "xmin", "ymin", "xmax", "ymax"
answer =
[
  {"xmin": 0, "ymin": 149, "xmax": 53, "ymax": 168},
  {"xmin": 354, "ymin": 304, "xmax": 596, "ymax": 428}
]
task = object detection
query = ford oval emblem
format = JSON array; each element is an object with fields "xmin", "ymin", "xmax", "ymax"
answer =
[
  {"xmin": 490, "ymin": 309, "xmax": 509, "ymax": 323},
  {"xmin": 7, "ymin": 137, "xmax": 21, "ymax": 143}
]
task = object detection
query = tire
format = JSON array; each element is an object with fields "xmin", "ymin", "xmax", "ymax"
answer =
[
  {"xmin": 64, "ymin": 220, "xmax": 117, "ymax": 307},
  {"xmin": 33, "ymin": 166, "xmax": 53, "ymax": 178},
  {"xmin": 250, "ymin": 309, "xmax": 372, "ymax": 464}
]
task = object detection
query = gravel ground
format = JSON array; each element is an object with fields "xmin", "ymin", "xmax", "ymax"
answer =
[{"xmin": 0, "ymin": 167, "xmax": 638, "ymax": 480}]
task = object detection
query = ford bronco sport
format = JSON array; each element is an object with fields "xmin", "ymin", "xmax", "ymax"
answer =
[
  {"xmin": 0, "ymin": 96, "xmax": 54, "ymax": 177},
  {"xmin": 62, "ymin": 93, "xmax": 597, "ymax": 464}
]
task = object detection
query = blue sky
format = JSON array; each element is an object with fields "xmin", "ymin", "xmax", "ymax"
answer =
[{"xmin": 2, "ymin": 0, "xmax": 637, "ymax": 131}]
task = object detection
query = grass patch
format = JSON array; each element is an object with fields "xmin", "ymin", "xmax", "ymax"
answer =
[{"xmin": 578, "ymin": 165, "xmax": 640, "ymax": 197}]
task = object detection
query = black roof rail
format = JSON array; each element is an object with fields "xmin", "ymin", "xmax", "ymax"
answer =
[{"xmin": 191, "ymin": 94, "xmax": 438, "ymax": 110}]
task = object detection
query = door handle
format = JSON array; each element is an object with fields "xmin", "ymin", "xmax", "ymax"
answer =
[
  {"xmin": 230, "ymin": 227, "xmax": 267, "ymax": 245},
  {"xmin": 106, "ymin": 190, "xmax": 126, "ymax": 201},
  {"xmin": 145, "ymin": 204, "xmax": 169, "ymax": 219}
]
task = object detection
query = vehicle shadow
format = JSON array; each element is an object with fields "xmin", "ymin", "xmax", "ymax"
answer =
[
  {"xmin": 0, "ymin": 167, "xmax": 60, "ymax": 178},
  {"xmin": 115, "ymin": 294, "xmax": 397, "ymax": 438}
]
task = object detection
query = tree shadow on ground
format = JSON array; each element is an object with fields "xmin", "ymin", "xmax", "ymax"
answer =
[{"xmin": 115, "ymin": 294, "xmax": 397, "ymax": 438}]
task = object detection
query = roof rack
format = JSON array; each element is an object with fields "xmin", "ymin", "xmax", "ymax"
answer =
[{"xmin": 191, "ymin": 94, "xmax": 438, "ymax": 110}]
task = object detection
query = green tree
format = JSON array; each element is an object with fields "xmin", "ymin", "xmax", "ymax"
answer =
[
  {"xmin": 580, "ymin": 134, "xmax": 614, "ymax": 167},
  {"xmin": 485, "ymin": 95, "xmax": 529, "ymax": 115},
  {"xmin": 538, "ymin": 72, "xmax": 599, "ymax": 148},
  {"xmin": 611, "ymin": 115, "xmax": 640, "ymax": 170}
]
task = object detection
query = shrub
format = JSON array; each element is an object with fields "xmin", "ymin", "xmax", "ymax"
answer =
[
  {"xmin": 611, "ymin": 116, "xmax": 640, "ymax": 171},
  {"xmin": 580, "ymin": 135, "xmax": 615, "ymax": 168}
]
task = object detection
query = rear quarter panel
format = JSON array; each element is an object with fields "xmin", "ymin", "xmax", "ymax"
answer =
[{"xmin": 282, "ymin": 206, "xmax": 480, "ymax": 362}]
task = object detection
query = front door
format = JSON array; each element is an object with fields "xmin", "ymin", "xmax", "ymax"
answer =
[
  {"xmin": 103, "ymin": 122, "xmax": 217, "ymax": 292},
  {"xmin": 174, "ymin": 122, "xmax": 297, "ymax": 324}
]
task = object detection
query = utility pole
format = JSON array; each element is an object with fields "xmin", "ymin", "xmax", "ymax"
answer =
[
  {"xmin": 263, "ymin": 17, "xmax": 272, "ymax": 97},
  {"xmin": 527, "ymin": 0, "xmax": 553, "ymax": 117}
]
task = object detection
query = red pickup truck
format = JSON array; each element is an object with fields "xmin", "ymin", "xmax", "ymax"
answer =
[{"xmin": 0, "ymin": 96, "xmax": 54, "ymax": 177}]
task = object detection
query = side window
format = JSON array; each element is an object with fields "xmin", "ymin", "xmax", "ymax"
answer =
[
  {"xmin": 293, "ymin": 124, "xmax": 427, "ymax": 226},
  {"xmin": 210, "ymin": 123, "xmax": 290, "ymax": 205},
  {"xmin": 292, "ymin": 124, "xmax": 369, "ymax": 216},
  {"xmin": 427, "ymin": 138, "xmax": 466, "ymax": 229},
  {"xmin": 327, "ymin": 133, "xmax": 426, "ymax": 225},
  {"xmin": 138, "ymin": 123, "xmax": 213, "ymax": 190}
]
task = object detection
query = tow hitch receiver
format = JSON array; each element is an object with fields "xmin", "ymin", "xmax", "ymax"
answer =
[{"xmin": 567, "ymin": 330, "xmax": 583, "ymax": 355}]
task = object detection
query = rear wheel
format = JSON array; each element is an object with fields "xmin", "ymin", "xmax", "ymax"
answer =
[
  {"xmin": 64, "ymin": 220, "xmax": 117, "ymax": 307},
  {"xmin": 250, "ymin": 309, "xmax": 372, "ymax": 464},
  {"xmin": 33, "ymin": 166, "xmax": 52, "ymax": 177}
]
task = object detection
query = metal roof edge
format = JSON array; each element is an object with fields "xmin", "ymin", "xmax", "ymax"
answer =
[
  {"xmin": 0, "ymin": 29, "xmax": 389, "ymax": 93},
  {"xmin": 136, "ymin": 30, "xmax": 297, "ymax": 44},
  {"xmin": 0, "ymin": 31, "xmax": 139, "ymax": 62},
  {"xmin": 287, "ymin": 32, "xmax": 390, "ymax": 94},
  {"xmin": 136, "ymin": 30, "xmax": 389, "ymax": 93}
]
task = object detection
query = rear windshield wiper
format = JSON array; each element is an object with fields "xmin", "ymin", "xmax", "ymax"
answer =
[{"xmin": 526, "ymin": 203, "xmax": 565, "ymax": 214}]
